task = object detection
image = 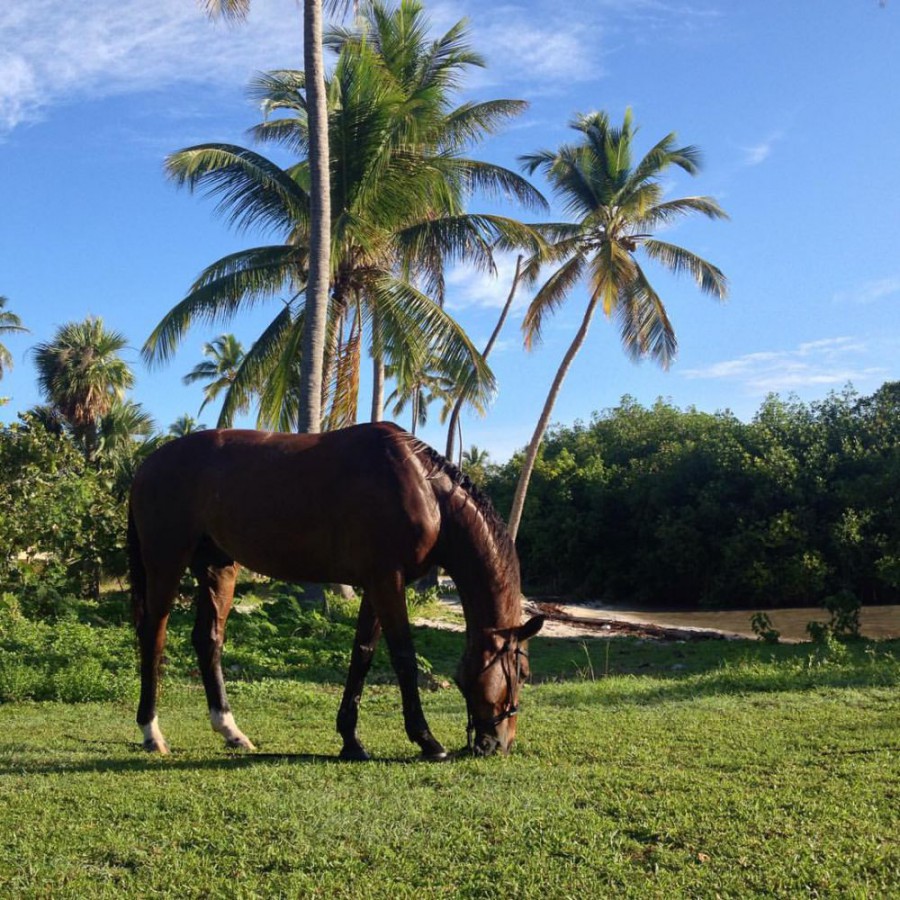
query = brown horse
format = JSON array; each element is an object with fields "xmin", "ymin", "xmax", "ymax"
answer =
[{"xmin": 128, "ymin": 422, "xmax": 543, "ymax": 759}]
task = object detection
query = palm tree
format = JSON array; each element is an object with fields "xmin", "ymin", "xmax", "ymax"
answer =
[
  {"xmin": 384, "ymin": 346, "xmax": 455, "ymax": 435},
  {"xmin": 461, "ymin": 444, "xmax": 490, "ymax": 486},
  {"xmin": 201, "ymin": 0, "xmax": 337, "ymax": 435},
  {"xmin": 444, "ymin": 255, "xmax": 524, "ymax": 463},
  {"xmin": 97, "ymin": 399, "xmax": 156, "ymax": 458},
  {"xmin": 182, "ymin": 333, "xmax": 247, "ymax": 423},
  {"xmin": 33, "ymin": 317, "xmax": 135, "ymax": 461},
  {"xmin": 506, "ymin": 110, "xmax": 729, "ymax": 541},
  {"xmin": 0, "ymin": 296, "xmax": 28, "ymax": 379},
  {"xmin": 145, "ymin": 3, "xmax": 543, "ymax": 434},
  {"xmin": 169, "ymin": 414, "xmax": 207, "ymax": 437}
]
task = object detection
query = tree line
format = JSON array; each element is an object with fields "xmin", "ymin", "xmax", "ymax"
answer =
[
  {"xmin": 485, "ymin": 386, "xmax": 900, "ymax": 610},
  {"xmin": 2, "ymin": 0, "xmax": 735, "ymax": 606}
]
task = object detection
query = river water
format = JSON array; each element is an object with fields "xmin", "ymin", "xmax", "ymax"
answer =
[{"xmin": 589, "ymin": 604, "xmax": 900, "ymax": 642}]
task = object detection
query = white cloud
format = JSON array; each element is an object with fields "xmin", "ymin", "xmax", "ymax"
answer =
[
  {"xmin": 741, "ymin": 132, "xmax": 783, "ymax": 167},
  {"xmin": 681, "ymin": 337, "xmax": 887, "ymax": 393},
  {"xmin": 0, "ymin": 0, "xmax": 303, "ymax": 133},
  {"xmin": 445, "ymin": 251, "xmax": 532, "ymax": 312},
  {"xmin": 833, "ymin": 276, "xmax": 900, "ymax": 305}
]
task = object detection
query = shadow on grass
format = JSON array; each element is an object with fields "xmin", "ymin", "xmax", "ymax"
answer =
[{"xmin": 0, "ymin": 742, "xmax": 477, "ymax": 778}]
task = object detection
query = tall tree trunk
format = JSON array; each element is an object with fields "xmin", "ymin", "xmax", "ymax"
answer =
[
  {"xmin": 446, "ymin": 255, "xmax": 522, "ymax": 461},
  {"xmin": 370, "ymin": 309, "xmax": 384, "ymax": 422},
  {"xmin": 298, "ymin": 0, "xmax": 331, "ymax": 435},
  {"xmin": 507, "ymin": 294, "xmax": 600, "ymax": 542}
]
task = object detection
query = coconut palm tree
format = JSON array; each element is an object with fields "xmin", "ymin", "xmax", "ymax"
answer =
[
  {"xmin": 169, "ymin": 414, "xmax": 206, "ymax": 437},
  {"xmin": 0, "ymin": 296, "xmax": 28, "ymax": 379},
  {"xmin": 444, "ymin": 255, "xmax": 524, "ymax": 463},
  {"xmin": 145, "ymin": 3, "xmax": 544, "ymax": 434},
  {"xmin": 201, "ymin": 0, "xmax": 339, "ymax": 434},
  {"xmin": 506, "ymin": 109, "xmax": 729, "ymax": 540},
  {"xmin": 461, "ymin": 444, "xmax": 490, "ymax": 486},
  {"xmin": 33, "ymin": 317, "xmax": 135, "ymax": 461},
  {"xmin": 384, "ymin": 346, "xmax": 455, "ymax": 435},
  {"xmin": 182, "ymin": 333, "xmax": 247, "ymax": 423}
]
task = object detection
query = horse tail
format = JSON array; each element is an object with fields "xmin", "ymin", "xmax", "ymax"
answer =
[{"xmin": 127, "ymin": 504, "xmax": 146, "ymax": 627}]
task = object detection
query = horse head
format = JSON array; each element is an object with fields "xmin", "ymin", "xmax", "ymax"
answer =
[{"xmin": 456, "ymin": 614, "xmax": 545, "ymax": 756}]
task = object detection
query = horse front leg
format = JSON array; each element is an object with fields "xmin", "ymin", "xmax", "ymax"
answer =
[
  {"xmin": 336, "ymin": 595, "xmax": 382, "ymax": 761},
  {"xmin": 372, "ymin": 572, "xmax": 447, "ymax": 761},
  {"xmin": 191, "ymin": 558, "xmax": 255, "ymax": 750}
]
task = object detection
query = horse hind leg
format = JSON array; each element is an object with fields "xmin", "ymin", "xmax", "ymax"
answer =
[
  {"xmin": 136, "ymin": 563, "xmax": 183, "ymax": 754},
  {"xmin": 190, "ymin": 542, "xmax": 255, "ymax": 751}
]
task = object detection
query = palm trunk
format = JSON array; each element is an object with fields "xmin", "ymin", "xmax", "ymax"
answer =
[
  {"xmin": 298, "ymin": 0, "xmax": 331, "ymax": 435},
  {"xmin": 507, "ymin": 294, "xmax": 600, "ymax": 542},
  {"xmin": 446, "ymin": 255, "xmax": 522, "ymax": 461},
  {"xmin": 370, "ymin": 309, "xmax": 384, "ymax": 422},
  {"xmin": 321, "ymin": 307, "xmax": 343, "ymax": 426}
]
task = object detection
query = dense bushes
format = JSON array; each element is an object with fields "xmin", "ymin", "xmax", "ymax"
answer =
[
  {"xmin": 488, "ymin": 384, "xmax": 900, "ymax": 609},
  {"xmin": 0, "ymin": 419, "xmax": 127, "ymax": 606}
]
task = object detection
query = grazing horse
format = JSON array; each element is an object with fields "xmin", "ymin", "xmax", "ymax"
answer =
[{"xmin": 128, "ymin": 422, "xmax": 544, "ymax": 759}]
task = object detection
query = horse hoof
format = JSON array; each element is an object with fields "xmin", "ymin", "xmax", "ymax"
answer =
[
  {"xmin": 339, "ymin": 745, "xmax": 372, "ymax": 762},
  {"xmin": 142, "ymin": 739, "xmax": 170, "ymax": 755},
  {"xmin": 225, "ymin": 736, "xmax": 256, "ymax": 751},
  {"xmin": 420, "ymin": 745, "xmax": 448, "ymax": 762}
]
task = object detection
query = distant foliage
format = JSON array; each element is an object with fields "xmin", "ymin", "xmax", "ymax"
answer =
[
  {"xmin": 488, "ymin": 384, "xmax": 900, "ymax": 609},
  {"xmin": 0, "ymin": 418, "xmax": 127, "ymax": 607}
]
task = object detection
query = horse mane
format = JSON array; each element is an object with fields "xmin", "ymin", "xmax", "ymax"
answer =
[{"xmin": 398, "ymin": 433, "xmax": 520, "ymax": 590}]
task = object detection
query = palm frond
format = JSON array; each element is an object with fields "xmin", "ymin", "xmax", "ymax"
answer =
[
  {"xmin": 372, "ymin": 275, "xmax": 496, "ymax": 410},
  {"xmin": 615, "ymin": 262, "xmax": 677, "ymax": 367},
  {"xmin": 165, "ymin": 144, "xmax": 309, "ymax": 236},
  {"xmin": 637, "ymin": 196, "xmax": 729, "ymax": 229},
  {"xmin": 142, "ymin": 245, "xmax": 304, "ymax": 366},
  {"xmin": 522, "ymin": 254, "xmax": 587, "ymax": 348},
  {"xmin": 642, "ymin": 239, "xmax": 729, "ymax": 299}
]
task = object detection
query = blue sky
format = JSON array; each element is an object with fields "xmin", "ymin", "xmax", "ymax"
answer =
[{"xmin": 2, "ymin": 0, "xmax": 899, "ymax": 460}]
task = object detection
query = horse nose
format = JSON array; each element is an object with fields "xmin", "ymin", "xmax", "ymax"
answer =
[{"xmin": 472, "ymin": 732, "xmax": 501, "ymax": 757}]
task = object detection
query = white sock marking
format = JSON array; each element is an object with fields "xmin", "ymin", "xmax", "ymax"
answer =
[
  {"xmin": 141, "ymin": 716, "xmax": 170, "ymax": 754},
  {"xmin": 210, "ymin": 710, "xmax": 255, "ymax": 749}
]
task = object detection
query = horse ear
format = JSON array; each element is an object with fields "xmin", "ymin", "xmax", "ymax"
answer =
[{"xmin": 516, "ymin": 615, "xmax": 545, "ymax": 642}]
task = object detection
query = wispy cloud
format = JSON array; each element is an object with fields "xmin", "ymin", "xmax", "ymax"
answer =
[
  {"xmin": 681, "ymin": 337, "xmax": 886, "ymax": 393},
  {"xmin": 833, "ymin": 276, "xmax": 900, "ymax": 305},
  {"xmin": 741, "ymin": 131, "xmax": 783, "ymax": 167},
  {"xmin": 0, "ymin": 0, "xmax": 302, "ymax": 134},
  {"xmin": 445, "ymin": 251, "xmax": 531, "ymax": 313}
]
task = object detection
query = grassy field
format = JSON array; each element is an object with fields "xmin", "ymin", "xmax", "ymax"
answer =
[{"xmin": 1, "ymin": 592, "xmax": 898, "ymax": 898}]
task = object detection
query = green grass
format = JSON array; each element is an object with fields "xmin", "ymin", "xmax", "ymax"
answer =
[{"xmin": 1, "ymin": 592, "xmax": 899, "ymax": 897}]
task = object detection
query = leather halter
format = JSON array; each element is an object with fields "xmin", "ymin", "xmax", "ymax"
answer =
[{"xmin": 465, "ymin": 642, "xmax": 528, "ymax": 751}]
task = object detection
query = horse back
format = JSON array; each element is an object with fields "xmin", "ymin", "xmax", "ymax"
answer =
[{"xmin": 129, "ymin": 423, "xmax": 441, "ymax": 585}]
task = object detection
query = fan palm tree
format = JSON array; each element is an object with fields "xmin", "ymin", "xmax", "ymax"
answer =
[
  {"xmin": 506, "ymin": 109, "xmax": 729, "ymax": 540},
  {"xmin": 201, "ymin": 0, "xmax": 340, "ymax": 434},
  {"xmin": 182, "ymin": 333, "xmax": 247, "ymax": 422},
  {"xmin": 145, "ymin": 2, "xmax": 544, "ymax": 434},
  {"xmin": 97, "ymin": 399, "xmax": 156, "ymax": 457},
  {"xmin": 0, "ymin": 296, "xmax": 28, "ymax": 379},
  {"xmin": 33, "ymin": 317, "xmax": 135, "ymax": 461}
]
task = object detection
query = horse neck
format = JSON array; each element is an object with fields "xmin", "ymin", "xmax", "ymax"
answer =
[{"xmin": 437, "ymin": 501, "xmax": 521, "ymax": 634}]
